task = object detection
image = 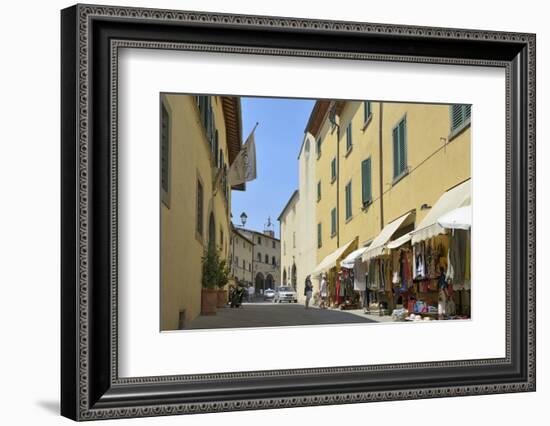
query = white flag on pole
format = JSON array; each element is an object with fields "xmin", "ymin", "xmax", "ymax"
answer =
[{"xmin": 228, "ymin": 124, "xmax": 258, "ymax": 186}]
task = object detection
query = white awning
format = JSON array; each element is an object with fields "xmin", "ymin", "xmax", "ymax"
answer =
[
  {"xmin": 411, "ymin": 179, "xmax": 471, "ymax": 244},
  {"xmin": 437, "ymin": 206, "xmax": 472, "ymax": 230},
  {"xmin": 386, "ymin": 233, "xmax": 412, "ymax": 249},
  {"xmin": 362, "ymin": 212, "xmax": 413, "ymax": 262},
  {"xmin": 340, "ymin": 245, "xmax": 370, "ymax": 269},
  {"xmin": 311, "ymin": 239, "xmax": 356, "ymax": 276}
]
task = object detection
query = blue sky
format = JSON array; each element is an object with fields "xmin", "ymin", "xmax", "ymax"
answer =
[{"xmin": 231, "ymin": 97, "xmax": 315, "ymax": 238}]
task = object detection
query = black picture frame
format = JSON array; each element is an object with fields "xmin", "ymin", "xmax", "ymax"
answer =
[{"xmin": 61, "ymin": 4, "xmax": 536, "ymax": 421}]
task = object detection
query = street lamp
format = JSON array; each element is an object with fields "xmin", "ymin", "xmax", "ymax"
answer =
[{"xmin": 240, "ymin": 212, "xmax": 247, "ymax": 227}]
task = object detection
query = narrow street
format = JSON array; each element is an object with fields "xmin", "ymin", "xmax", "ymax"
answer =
[{"xmin": 184, "ymin": 301, "xmax": 378, "ymax": 329}]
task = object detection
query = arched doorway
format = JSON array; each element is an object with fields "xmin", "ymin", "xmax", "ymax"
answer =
[
  {"xmin": 265, "ymin": 274, "xmax": 274, "ymax": 290},
  {"xmin": 282, "ymin": 269, "xmax": 287, "ymax": 287},
  {"xmin": 208, "ymin": 212, "xmax": 215, "ymax": 251},
  {"xmin": 291, "ymin": 264, "xmax": 297, "ymax": 291},
  {"xmin": 255, "ymin": 272, "xmax": 265, "ymax": 293}
]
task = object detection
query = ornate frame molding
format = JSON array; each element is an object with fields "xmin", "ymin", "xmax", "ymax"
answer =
[{"xmin": 61, "ymin": 4, "xmax": 536, "ymax": 421}]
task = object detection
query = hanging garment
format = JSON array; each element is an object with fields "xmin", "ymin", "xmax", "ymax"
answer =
[
  {"xmin": 412, "ymin": 245, "xmax": 417, "ymax": 282},
  {"xmin": 335, "ymin": 275, "xmax": 342, "ymax": 305},
  {"xmin": 446, "ymin": 246, "xmax": 454, "ymax": 282},
  {"xmin": 449, "ymin": 229, "xmax": 467, "ymax": 285},
  {"xmin": 464, "ymin": 231, "xmax": 471, "ymax": 282},
  {"xmin": 385, "ymin": 258, "xmax": 393, "ymax": 291},
  {"xmin": 438, "ymin": 271, "xmax": 448, "ymax": 289},
  {"xmin": 404, "ymin": 250, "xmax": 413, "ymax": 287},
  {"xmin": 353, "ymin": 260, "xmax": 367, "ymax": 291}
]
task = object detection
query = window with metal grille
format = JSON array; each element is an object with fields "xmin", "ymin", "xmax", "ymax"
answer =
[
  {"xmin": 450, "ymin": 104, "xmax": 471, "ymax": 132},
  {"xmin": 160, "ymin": 102, "xmax": 170, "ymax": 206},
  {"xmin": 345, "ymin": 181, "xmax": 352, "ymax": 220},
  {"xmin": 331, "ymin": 208, "xmax": 337, "ymax": 236},
  {"xmin": 392, "ymin": 117, "xmax": 407, "ymax": 179},
  {"xmin": 361, "ymin": 157, "xmax": 372, "ymax": 205}
]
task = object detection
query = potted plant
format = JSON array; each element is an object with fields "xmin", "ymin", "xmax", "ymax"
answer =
[
  {"xmin": 200, "ymin": 245, "xmax": 219, "ymax": 315},
  {"xmin": 216, "ymin": 259, "xmax": 230, "ymax": 308}
]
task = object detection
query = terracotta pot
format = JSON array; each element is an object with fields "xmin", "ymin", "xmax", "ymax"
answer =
[
  {"xmin": 201, "ymin": 288, "xmax": 218, "ymax": 315},
  {"xmin": 216, "ymin": 289, "xmax": 228, "ymax": 308}
]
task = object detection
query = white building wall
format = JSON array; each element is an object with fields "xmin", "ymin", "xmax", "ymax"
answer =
[
  {"xmin": 279, "ymin": 193, "xmax": 299, "ymax": 289},
  {"xmin": 294, "ymin": 132, "xmax": 318, "ymax": 302}
]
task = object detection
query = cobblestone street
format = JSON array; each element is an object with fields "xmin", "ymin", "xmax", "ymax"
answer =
[{"xmin": 184, "ymin": 301, "xmax": 380, "ymax": 329}]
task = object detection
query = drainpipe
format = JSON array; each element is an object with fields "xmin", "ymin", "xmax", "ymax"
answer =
[{"xmin": 378, "ymin": 102, "xmax": 385, "ymax": 230}]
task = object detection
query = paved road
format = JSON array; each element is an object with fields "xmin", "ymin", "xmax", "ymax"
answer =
[{"xmin": 184, "ymin": 301, "xmax": 377, "ymax": 329}]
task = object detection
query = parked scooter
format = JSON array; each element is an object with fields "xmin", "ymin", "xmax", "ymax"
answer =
[{"xmin": 229, "ymin": 284, "xmax": 245, "ymax": 308}]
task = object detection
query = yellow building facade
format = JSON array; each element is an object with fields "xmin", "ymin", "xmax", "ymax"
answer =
[
  {"xmin": 160, "ymin": 94, "xmax": 242, "ymax": 330},
  {"xmin": 309, "ymin": 99, "xmax": 471, "ymax": 286}
]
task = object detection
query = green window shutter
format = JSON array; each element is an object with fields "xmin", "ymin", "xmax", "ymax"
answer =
[
  {"xmin": 392, "ymin": 126, "xmax": 399, "ymax": 178},
  {"xmin": 317, "ymin": 181, "xmax": 321, "ymax": 200},
  {"xmin": 361, "ymin": 158, "xmax": 372, "ymax": 205},
  {"xmin": 345, "ymin": 181, "xmax": 352, "ymax": 219},
  {"xmin": 196, "ymin": 180, "xmax": 203, "ymax": 236},
  {"xmin": 364, "ymin": 101, "xmax": 371, "ymax": 122},
  {"xmin": 317, "ymin": 223, "xmax": 322, "ymax": 248},
  {"xmin": 331, "ymin": 158, "xmax": 336, "ymax": 180},
  {"xmin": 316, "ymin": 138, "xmax": 321, "ymax": 158},
  {"xmin": 331, "ymin": 208, "xmax": 336, "ymax": 235},
  {"xmin": 214, "ymin": 130, "xmax": 219, "ymax": 166},
  {"xmin": 464, "ymin": 104, "xmax": 471, "ymax": 120},
  {"xmin": 451, "ymin": 104, "xmax": 463, "ymax": 131},
  {"xmin": 398, "ymin": 118, "xmax": 407, "ymax": 176},
  {"xmin": 393, "ymin": 118, "xmax": 407, "ymax": 178},
  {"xmin": 346, "ymin": 122, "xmax": 352, "ymax": 151}
]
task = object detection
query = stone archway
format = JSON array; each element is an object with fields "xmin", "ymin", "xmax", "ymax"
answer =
[
  {"xmin": 282, "ymin": 268, "xmax": 287, "ymax": 287},
  {"xmin": 265, "ymin": 274, "xmax": 274, "ymax": 290},
  {"xmin": 291, "ymin": 263, "xmax": 297, "ymax": 291},
  {"xmin": 255, "ymin": 272, "xmax": 265, "ymax": 293}
]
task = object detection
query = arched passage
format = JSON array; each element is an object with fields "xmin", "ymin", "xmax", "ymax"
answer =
[
  {"xmin": 255, "ymin": 272, "xmax": 265, "ymax": 293},
  {"xmin": 265, "ymin": 274, "xmax": 274, "ymax": 290},
  {"xmin": 291, "ymin": 263, "xmax": 297, "ymax": 291}
]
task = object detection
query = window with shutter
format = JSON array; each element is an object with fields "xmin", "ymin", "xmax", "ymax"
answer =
[
  {"xmin": 317, "ymin": 223, "xmax": 322, "ymax": 248},
  {"xmin": 345, "ymin": 181, "xmax": 352, "ymax": 220},
  {"xmin": 317, "ymin": 180, "xmax": 321, "ymax": 201},
  {"xmin": 361, "ymin": 158, "xmax": 372, "ymax": 205},
  {"xmin": 392, "ymin": 117, "xmax": 407, "ymax": 179},
  {"xmin": 346, "ymin": 122, "xmax": 352, "ymax": 152},
  {"xmin": 331, "ymin": 208, "xmax": 337, "ymax": 236},
  {"xmin": 331, "ymin": 157, "xmax": 336, "ymax": 181},
  {"xmin": 450, "ymin": 104, "xmax": 472, "ymax": 132},
  {"xmin": 316, "ymin": 137, "xmax": 322, "ymax": 159},
  {"xmin": 196, "ymin": 179, "xmax": 203, "ymax": 236},
  {"xmin": 364, "ymin": 101, "xmax": 372, "ymax": 123},
  {"xmin": 160, "ymin": 102, "xmax": 170, "ymax": 206},
  {"xmin": 214, "ymin": 130, "xmax": 219, "ymax": 166}
]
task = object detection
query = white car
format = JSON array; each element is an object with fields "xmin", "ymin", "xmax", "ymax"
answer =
[
  {"xmin": 263, "ymin": 288, "xmax": 275, "ymax": 301},
  {"xmin": 274, "ymin": 286, "xmax": 298, "ymax": 303}
]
